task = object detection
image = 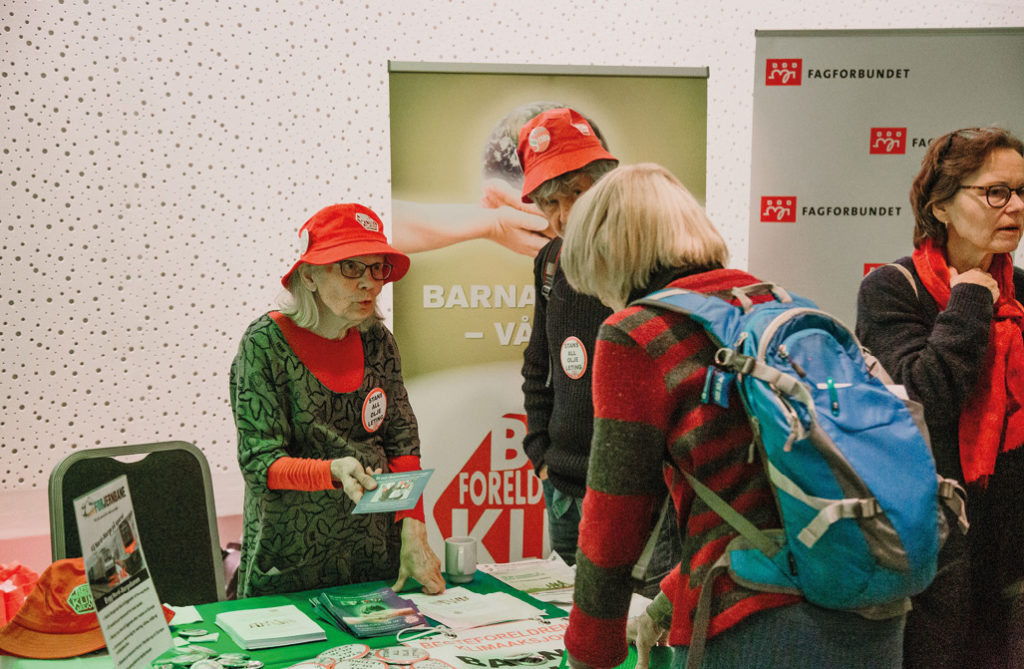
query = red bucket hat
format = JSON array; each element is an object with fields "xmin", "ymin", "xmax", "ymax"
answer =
[
  {"xmin": 281, "ymin": 204, "xmax": 411, "ymax": 288},
  {"xmin": 517, "ymin": 108, "xmax": 617, "ymax": 203},
  {"xmin": 0, "ymin": 558, "xmax": 175, "ymax": 659}
]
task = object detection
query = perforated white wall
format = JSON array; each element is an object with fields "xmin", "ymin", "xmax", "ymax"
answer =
[{"xmin": 3, "ymin": 0, "xmax": 1022, "ymax": 543}]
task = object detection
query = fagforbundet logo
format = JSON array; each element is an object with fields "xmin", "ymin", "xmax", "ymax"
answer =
[
  {"xmin": 761, "ymin": 197, "xmax": 797, "ymax": 223},
  {"xmin": 870, "ymin": 127, "xmax": 907, "ymax": 154},
  {"xmin": 766, "ymin": 59, "xmax": 802, "ymax": 86}
]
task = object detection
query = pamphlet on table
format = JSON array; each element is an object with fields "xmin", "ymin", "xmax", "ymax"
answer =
[
  {"xmin": 311, "ymin": 586, "xmax": 426, "ymax": 637},
  {"xmin": 214, "ymin": 604, "xmax": 326, "ymax": 649},
  {"xmin": 402, "ymin": 617, "xmax": 570, "ymax": 669},
  {"xmin": 402, "ymin": 586, "xmax": 546, "ymax": 630},
  {"xmin": 478, "ymin": 555, "xmax": 652, "ymax": 617},
  {"xmin": 74, "ymin": 474, "xmax": 173, "ymax": 669},
  {"xmin": 477, "ymin": 554, "xmax": 575, "ymax": 606}
]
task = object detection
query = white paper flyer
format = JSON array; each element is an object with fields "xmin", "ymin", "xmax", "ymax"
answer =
[
  {"xmin": 75, "ymin": 474, "xmax": 172, "ymax": 668},
  {"xmin": 402, "ymin": 587, "xmax": 546, "ymax": 630}
]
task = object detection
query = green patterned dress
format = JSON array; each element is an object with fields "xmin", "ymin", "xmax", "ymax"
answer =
[{"xmin": 229, "ymin": 313, "xmax": 420, "ymax": 598}]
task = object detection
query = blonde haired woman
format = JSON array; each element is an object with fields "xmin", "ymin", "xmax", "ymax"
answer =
[{"xmin": 560, "ymin": 164, "xmax": 904, "ymax": 668}]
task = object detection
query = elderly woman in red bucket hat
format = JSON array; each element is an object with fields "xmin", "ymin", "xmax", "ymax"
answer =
[{"xmin": 229, "ymin": 203, "xmax": 445, "ymax": 599}]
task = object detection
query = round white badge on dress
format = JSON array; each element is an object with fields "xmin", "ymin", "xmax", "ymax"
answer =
[
  {"xmin": 560, "ymin": 336, "xmax": 587, "ymax": 379},
  {"xmin": 362, "ymin": 387, "xmax": 387, "ymax": 432}
]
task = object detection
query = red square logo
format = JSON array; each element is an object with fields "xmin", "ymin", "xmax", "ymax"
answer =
[
  {"xmin": 869, "ymin": 127, "xmax": 907, "ymax": 154},
  {"xmin": 863, "ymin": 263, "xmax": 885, "ymax": 275},
  {"xmin": 766, "ymin": 59, "xmax": 802, "ymax": 86},
  {"xmin": 760, "ymin": 196, "xmax": 797, "ymax": 223}
]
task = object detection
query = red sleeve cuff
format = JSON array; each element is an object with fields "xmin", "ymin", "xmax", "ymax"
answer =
[{"xmin": 267, "ymin": 457, "xmax": 334, "ymax": 490}]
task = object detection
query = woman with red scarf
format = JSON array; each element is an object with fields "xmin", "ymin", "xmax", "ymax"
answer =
[{"xmin": 856, "ymin": 126, "xmax": 1024, "ymax": 668}]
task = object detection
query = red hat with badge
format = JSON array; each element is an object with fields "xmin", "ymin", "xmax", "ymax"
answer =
[
  {"xmin": 517, "ymin": 108, "xmax": 618, "ymax": 203},
  {"xmin": 282, "ymin": 203, "xmax": 410, "ymax": 288}
]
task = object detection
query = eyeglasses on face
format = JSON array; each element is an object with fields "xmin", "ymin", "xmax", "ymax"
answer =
[
  {"xmin": 959, "ymin": 184, "xmax": 1024, "ymax": 208},
  {"xmin": 337, "ymin": 259, "xmax": 393, "ymax": 280}
]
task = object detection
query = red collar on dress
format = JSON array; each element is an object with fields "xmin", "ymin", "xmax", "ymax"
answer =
[{"xmin": 270, "ymin": 311, "xmax": 364, "ymax": 393}]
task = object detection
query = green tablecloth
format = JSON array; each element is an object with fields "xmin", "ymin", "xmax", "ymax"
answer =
[
  {"xmin": 0, "ymin": 574, "xmax": 672, "ymax": 669},
  {"xmin": 191, "ymin": 573, "xmax": 570, "ymax": 667}
]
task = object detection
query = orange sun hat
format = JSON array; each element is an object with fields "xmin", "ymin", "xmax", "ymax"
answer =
[{"xmin": 0, "ymin": 558, "xmax": 173, "ymax": 659}]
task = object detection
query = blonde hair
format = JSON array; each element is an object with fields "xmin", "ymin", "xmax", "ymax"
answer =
[
  {"xmin": 276, "ymin": 263, "xmax": 381, "ymax": 332},
  {"xmin": 561, "ymin": 163, "xmax": 729, "ymax": 310}
]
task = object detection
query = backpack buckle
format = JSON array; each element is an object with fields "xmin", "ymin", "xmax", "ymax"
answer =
[{"xmin": 715, "ymin": 348, "xmax": 756, "ymax": 375}]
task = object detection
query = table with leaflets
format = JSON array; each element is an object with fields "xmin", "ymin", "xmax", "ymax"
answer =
[{"xmin": 0, "ymin": 573, "xmax": 672, "ymax": 669}]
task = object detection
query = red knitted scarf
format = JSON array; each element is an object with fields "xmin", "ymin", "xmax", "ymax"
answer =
[{"xmin": 912, "ymin": 240, "xmax": 1024, "ymax": 484}]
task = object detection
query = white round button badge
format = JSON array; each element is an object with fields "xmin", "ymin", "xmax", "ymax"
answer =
[
  {"xmin": 361, "ymin": 388, "xmax": 387, "ymax": 432},
  {"xmin": 560, "ymin": 336, "xmax": 587, "ymax": 380}
]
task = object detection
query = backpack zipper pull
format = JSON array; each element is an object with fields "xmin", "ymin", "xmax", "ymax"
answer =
[
  {"xmin": 827, "ymin": 377, "xmax": 840, "ymax": 416},
  {"xmin": 778, "ymin": 344, "xmax": 807, "ymax": 377}
]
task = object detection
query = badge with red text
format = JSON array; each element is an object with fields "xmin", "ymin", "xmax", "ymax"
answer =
[
  {"xmin": 362, "ymin": 387, "xmax": 387, "ymax": 432},
  {"xmin": 560, "ymin": 336, "xmax": 587, "ymax": 379}
]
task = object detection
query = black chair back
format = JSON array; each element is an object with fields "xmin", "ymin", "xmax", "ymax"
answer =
[{"xmin": 49, "ymin": 441, "xmax": 225, "ymax": 605}]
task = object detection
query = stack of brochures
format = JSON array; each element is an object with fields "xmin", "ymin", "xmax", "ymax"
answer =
[
  {"xmin": 214, "ymin": 604, "xmax": 326, "ymax": 650},
  {"xmin": 310, "ymin": 586, "xmax": 426, "ymax": 638}
]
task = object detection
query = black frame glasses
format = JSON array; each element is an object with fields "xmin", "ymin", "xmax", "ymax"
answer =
[
  {"xmin": 959, "ymin": 184, "xmax": 1024, "ymax": 208},
  {"xmin": 337, "ymin": 259, "xmax": 393, "ymax": 280}
]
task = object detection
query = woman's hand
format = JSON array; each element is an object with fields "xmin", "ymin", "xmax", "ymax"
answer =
[
  {"xmin": 950, "ymin": 266, "xmax": 1000, "ymax": 303},
  {"xmin": 392, "ymin": 518, "xmax": 445, "ymax": 594},
  {"xmin": 626, "ymin": 612, "xmax": 669, "ymax": 669},
  {"xmin": 330, "ymin": 457, "xmax": 379, "ymax": 503}
]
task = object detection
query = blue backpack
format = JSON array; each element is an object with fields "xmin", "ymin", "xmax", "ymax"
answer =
[{"xmin": 635, "ymin": 283, "xmax": 967, "ymax": 667}]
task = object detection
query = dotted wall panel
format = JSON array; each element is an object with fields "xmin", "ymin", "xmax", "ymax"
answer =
[{"xmin": 3, "ymin": 0, "xmax": 1021, "ymax": 539}]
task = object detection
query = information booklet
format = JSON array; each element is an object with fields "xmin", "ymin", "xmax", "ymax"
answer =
[
  {"xmin": 310, "ymin": 587, "xmax": 426, "ymax": 637},
  {"xmin": 351, "ymin": 469, "xmax": 433, "ymax": 515},
  {"xmin": 214, "ymin": 604, "xmax": 326, "ymax": 650}
]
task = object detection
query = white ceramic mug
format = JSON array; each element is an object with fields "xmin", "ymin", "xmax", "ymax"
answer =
[{"xmin": 444, "ymin": 536, "xmax": 477, "ymax": 584}]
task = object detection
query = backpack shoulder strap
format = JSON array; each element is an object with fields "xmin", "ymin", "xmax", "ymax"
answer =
[
  {"xmin": 540, "ymin": 237, "xmax": 563, "ymax": 301},
  {"xmin": 682, "ymin": 471, "xmax": 781, "ymax": 558},
  {"xmin": 885, "ymin": 262, "xmax": 919, "ymax": 300}
]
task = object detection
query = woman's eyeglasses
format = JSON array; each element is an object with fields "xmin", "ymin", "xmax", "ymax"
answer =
[
  {"xmin": 337, "ymin": 259, "xmax": 393, "ymax": 280},
  {"xmin": 958, "ymin": 184, "xmax": 1024, "ymax": 209}
]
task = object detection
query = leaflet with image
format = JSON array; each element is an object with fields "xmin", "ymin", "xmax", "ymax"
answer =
[
  {"xmin": 351, "ymin": 469, "xmax": 433, "ymax": 515},
  {"xmin": 214, "ymin": 604, "xmax": 326, "ymax": 650},
  {"xmin": 310, "ymin": 587, "xmax": 426, "ymax": 637},
  {"xmin": 75, "ymin": 475, "xmax": 172, "ymax": 669}
]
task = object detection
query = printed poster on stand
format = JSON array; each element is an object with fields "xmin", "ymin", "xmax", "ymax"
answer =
[{"xmin": 388, "ymin": 63, "xmax": 709, "ymax": 563}]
